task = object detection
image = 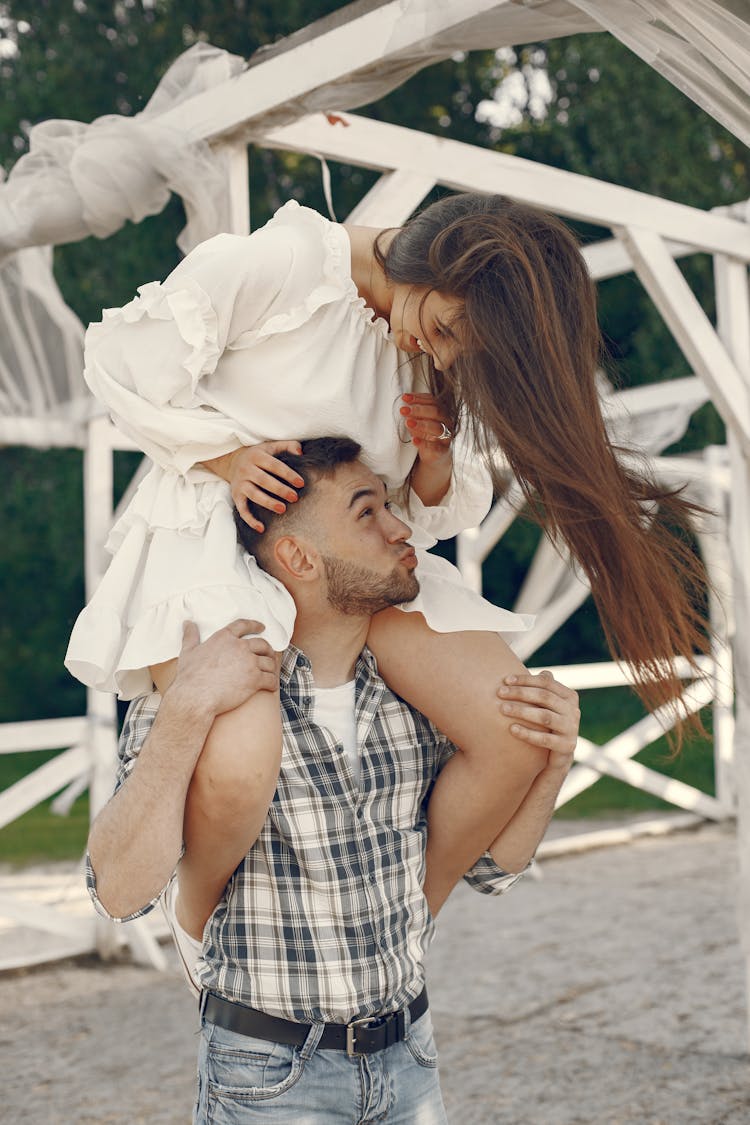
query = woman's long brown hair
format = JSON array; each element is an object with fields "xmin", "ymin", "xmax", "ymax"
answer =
[{"xmin": 380, "ymin": 193, "xmax": 710, "ymax": 739}]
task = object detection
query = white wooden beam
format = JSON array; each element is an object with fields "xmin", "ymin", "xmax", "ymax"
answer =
[
  {"xmin": 158, "ymin": 0, "xmax": 513, "ymax": 145},
  {"xmin": 617, "ymin": 225, "xmax": 750, "ymax": 453},
  {"xmin": 0, "ymin": 717, "xmax": 88, "ymax": 754},
  {"xmin": 537, "ymin": 813, "xmax": 704, "ymax": 859},
  {"xmin": 123, "ymin": 917, "xmax": 169, "ymax": 971},
  {"xmin": 0, "ymin": 415, "xmax": 85, "ymax": 448},
  {"xmin": 0, "ymin": 893, "xmax": 95, "ymax": 943},
  {"xmin": 533, "ymin": 656, "xmax": 715, "ymax": 692},
  {"xmin": 83, "ymin": 414, "xmax": 122, "ymax": 962},
  {"xmin": 0, "ymin": 936, "xmax": 96, "ymax": 973},
  {"xmin": 218, "ymin": 141, "xmax": 251, "ymax": 236},
  {"xmin": 345, "ymin": 169, "xmax": 436, "ymax": 226},
  {"xmin": 572, "ymin": 742, "xmax": 727, "ymax": 821},
  {"xmin": 583, "ymin": 234, "xmax": 696, "ymax": 282},
  {"xmin": 511, "ymin": 579, "xmax": 591, "ymax": 662},
  {"xmin": 0, "ymin": 744, "xmax": 89, "ymax": 830},
  {"xmin": 714, "ymin": 250, "xmax": 750, "ymax": 1050},
  {"xmin": 699, "ymin": 446, "xmax": 736, "ymax": 812},
  {"xmin": 258, "ymin": 113, "xmax": 750, "ymax": 259},
  {"xmin": 558, "ymin": 677, "xmax": 714, "ymax": 805}
]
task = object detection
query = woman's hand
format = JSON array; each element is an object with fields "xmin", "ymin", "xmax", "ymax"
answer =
[
  {"xmin": 497, "ymin": 670, "xmax": 580, "ymax": 772},
  {"xmin": 203, "ymin": 440, "xmax": 305, "ymax": 531},
  {"xmin": 402, "ymin": 393, "xmax": 454, "ymax": 507},
  {"xmin": 400, "ymin": 393, "xmax": 454, "ymax": 468}
]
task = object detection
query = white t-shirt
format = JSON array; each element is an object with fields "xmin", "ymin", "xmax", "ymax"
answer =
[{"xmin": 313, "ymin": 680, "xmax": 358, "ymax": 784}]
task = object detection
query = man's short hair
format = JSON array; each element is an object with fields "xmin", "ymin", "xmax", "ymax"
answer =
[{"xmin": 233, "ymin": 436, "xmax": 362, "ymax": 568}]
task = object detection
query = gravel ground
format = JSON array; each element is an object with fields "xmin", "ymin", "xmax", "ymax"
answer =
[{"xmin": 2, "ymin": 820, "xmax": 749, "ymax": 1124}]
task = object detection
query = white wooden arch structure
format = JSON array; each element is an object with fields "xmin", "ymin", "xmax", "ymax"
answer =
[{"xmin": 1, "ymin": 0, "xmax": 749, "ymax": 1036}]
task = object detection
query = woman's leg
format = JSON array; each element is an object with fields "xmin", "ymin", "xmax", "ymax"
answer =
[
  {"xmin": 152, "ymin": 658, "xmax": 282, "ymax": 939},
  {"xmin": 367, "ymin": 610, "xmax": 547, "ymax": 916}
]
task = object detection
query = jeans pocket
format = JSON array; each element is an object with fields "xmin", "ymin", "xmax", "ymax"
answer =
[
  {"xmin": 405, "ymin": 1012, "xmax": 439, "ymax": 1069},
  {"xmin": 203, "ymin": 1023, "xmax": 304, "ymax": 1120}
]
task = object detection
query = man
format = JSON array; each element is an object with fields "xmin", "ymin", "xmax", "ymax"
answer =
[{"xmin": 87, "ymin": 437, "xmax": 579, "ymax": 1123}]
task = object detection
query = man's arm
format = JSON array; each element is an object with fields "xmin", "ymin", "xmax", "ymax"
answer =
[
  {"xmin": 87, "ymin": 619, "xmax": 277, "ymax": 919},
  {"xmin": 486, "ymin": 670, "xmax": 579, "ymax": 874},
  {"xmin": 457, "ymin": 671, "xmax": 578, "ymax": 900}
]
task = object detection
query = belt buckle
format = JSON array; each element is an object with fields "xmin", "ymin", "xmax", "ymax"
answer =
[{"xmin": 346, "ymin": 1014, "xmax": 380, "ymax": 1057}]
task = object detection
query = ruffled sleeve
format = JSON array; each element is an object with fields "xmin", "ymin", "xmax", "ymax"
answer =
[
  {"xmin": 84, "ymin": 202, "xmax": 346, "ymax": 474},
  {"xmin": 397, "ymin": 420, "xmax": 494, "ymax": 542}
]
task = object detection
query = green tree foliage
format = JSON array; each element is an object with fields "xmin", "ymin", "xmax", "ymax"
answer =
[{"xmin": 1, "ymin": 5, "xmax": 748, "ymax": 720}]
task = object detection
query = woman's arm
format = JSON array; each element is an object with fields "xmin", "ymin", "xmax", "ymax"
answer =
[{"xmin": 83, "ymin": 224, "xmax": 309, "ymax": 475}]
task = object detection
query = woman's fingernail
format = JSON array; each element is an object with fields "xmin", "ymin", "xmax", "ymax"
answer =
[
  {"xmin": 506, "ymin": 674, "xmax": 517, "ymax": 684},
  {"xmin": 402, "ymin": 393, "xmax": 414, "ymax": 402},
  {"xmin": 275, "ymin": 503, "xmax": 285, "ymax": 513}
]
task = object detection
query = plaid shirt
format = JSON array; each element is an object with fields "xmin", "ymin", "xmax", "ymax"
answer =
[{"xmin": 87, "ymin": 645, "xmax": 523, "ymax": 1023}]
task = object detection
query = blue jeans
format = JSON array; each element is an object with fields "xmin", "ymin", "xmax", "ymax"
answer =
[{"xmin": 194, "ymin": 1009, "xmax": 448, "ymax": 1124}]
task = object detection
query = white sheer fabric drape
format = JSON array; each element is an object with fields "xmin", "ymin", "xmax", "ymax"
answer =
[
  {"xmin": 568, "ymin": 0, "xmax": 750, "ymax": 146},
  {"xmin": 0, "ymin": 42, "xmax": 246, "ymax": 263},
  {"xmin": 0, "ymin": 237, "xmax": 88, "ymax": 439},
  {"xmin": 238, "ymin": 1, "xmax": 750, "ymax": 146}
]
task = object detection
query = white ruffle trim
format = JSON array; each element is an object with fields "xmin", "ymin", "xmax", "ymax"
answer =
[
  {"xmin": 88, "ymin": 274, "xmax": 221, "ymax": 406},
  {"xmin": 248, "ymin": 200, "xmax": 390, "ymax": 345},
  {"xmin": 400, "ymin": 551, "xmax": 535, "ymax": 644},
  {"xmin": 106, "ymin": 465, "xmax": 231, "ymax": 554},
  {"xmin": 66, "ymin": 496, "xmax": 296, "ymax": 699},
  {"xmin": 66, "ymin": 577, "xmax": 295, "ymax": 700},
  {"xmin": 66, "ymin": 541, "xmax": 533, "ymax": 702}
]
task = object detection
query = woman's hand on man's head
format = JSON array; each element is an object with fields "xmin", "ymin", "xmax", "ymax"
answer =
[{"xmin": 228, "ymin": 440, "xmax": 305, "ymax": 531}]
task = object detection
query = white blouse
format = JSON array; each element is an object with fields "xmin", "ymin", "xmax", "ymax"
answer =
[{"xmin": 66, "ymin": 202, "xmax": 532, "ymax": 698}]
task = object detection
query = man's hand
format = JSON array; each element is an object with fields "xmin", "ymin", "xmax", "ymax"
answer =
[
  {"xmin": 169, "ymin": 619, "xmax": 279, "ymax": 720},
  {"xmin": 497, "ymin": 670, "xmax": 579, "ymax": 771},
  {"xmin": 482, "ymin": 671, "xmax": 579, "ymax": 877}
]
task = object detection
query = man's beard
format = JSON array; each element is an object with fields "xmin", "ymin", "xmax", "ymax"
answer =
[{"xmin": 321, "ymin": 555, "xmax": 420, "ymax": 616}]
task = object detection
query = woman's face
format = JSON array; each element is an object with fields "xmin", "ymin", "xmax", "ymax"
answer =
[{"xmin": 388, "ymin": 285, "xmax": 464, "ymax": 371}]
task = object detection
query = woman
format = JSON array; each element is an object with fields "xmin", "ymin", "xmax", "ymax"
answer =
[{"xmin": 68, "ymin": 192, "xmax": 708, "ymax": 933}]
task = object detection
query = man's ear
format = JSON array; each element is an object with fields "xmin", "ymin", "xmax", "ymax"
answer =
[{"xmin": 273, "ymin": 534, "xmax": 321, "ymax": 583}]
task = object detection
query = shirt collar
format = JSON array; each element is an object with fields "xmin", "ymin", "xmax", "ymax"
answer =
[{"xmin": 280, "ymin": 643, "xmax": 379, "ymax": 690}]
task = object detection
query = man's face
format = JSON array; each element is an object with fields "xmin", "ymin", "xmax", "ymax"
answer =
[{"xmin": 310, "ymin": 461, "xmax": 420, "ymax": 616}]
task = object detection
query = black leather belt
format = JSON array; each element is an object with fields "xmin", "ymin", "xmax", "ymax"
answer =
[{"xmin": 202, "ymin": 987, "xmax": 428, "ymax": 1057}]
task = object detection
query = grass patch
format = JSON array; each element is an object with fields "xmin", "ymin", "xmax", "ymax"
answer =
[
  {"xmin": 0, "ymin": 748, "xmax": 90, "ymax": 867},
  {"xmin": 557, "ymin": 686, "xmax": 715, "ymax": 818}
]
